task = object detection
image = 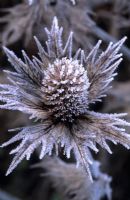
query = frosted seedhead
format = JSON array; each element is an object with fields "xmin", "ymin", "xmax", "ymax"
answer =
[
  {"xmin": 0, "ymin": 17, "xmax": 130, "ymax": 182},
  {"xmin": 41, "ymin": 57, "xmax": 90, "ymax": 123}
]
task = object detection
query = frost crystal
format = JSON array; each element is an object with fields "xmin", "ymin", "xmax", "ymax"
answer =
[
  {"xmin": 28, "ymin": 0, "xmax": 34, "ymax": 5},
  {"xmin": 0, "ymin": 17, "xmax": 130, "ymax": 180}
]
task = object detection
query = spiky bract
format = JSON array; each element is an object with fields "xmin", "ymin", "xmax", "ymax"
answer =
[{"xmin": 0, "ymin": 17, "xmax": 130, "ymax": 180}]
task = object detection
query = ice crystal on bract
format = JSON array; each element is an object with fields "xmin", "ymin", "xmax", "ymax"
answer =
[{"xmin": 0, "ymin": 17, "xmax": 130, "ymax": 180}]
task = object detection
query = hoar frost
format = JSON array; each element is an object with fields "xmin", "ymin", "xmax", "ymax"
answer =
[{"xmin": 0, "ymin": 17, "xmax": 130, "ymax": 181}]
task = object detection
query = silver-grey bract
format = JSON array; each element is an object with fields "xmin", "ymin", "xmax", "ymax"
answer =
[{"xmin": 0, "ymin": 16, "xmax": 130, "ymax": 180}]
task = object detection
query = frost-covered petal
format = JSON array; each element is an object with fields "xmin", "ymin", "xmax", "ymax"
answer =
[
  {"xmin": 79, "ymin": 37, "xmax": 126, "ymax": 104},
  {"xmin": 77, "ymin": 111, "xmax": 130, "ymax": 151}
]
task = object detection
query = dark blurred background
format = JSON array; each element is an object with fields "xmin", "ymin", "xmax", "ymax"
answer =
[{"xmin": 0, "ymin": 0, "xmax": 130, "ymax": 199}]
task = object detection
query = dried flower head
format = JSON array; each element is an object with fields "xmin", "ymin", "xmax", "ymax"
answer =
[
  {"xmin": 36, "ymin": 156, "xmax": 112, "ymax": 200},
  {"xmin": 0, "ymin": 17, "xmax": 130, "ymax": 180},
  {"xmin": 0, "ymin": 0, "xmax": 94, "ymax": 51},
  {"xmin": 0, "ymin": 0, "xmax": 54, "ymax": 46}
]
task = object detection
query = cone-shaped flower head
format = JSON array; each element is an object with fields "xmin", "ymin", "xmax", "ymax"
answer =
[
  {"xmin": 0, "ymin": 17, "xmax": 130, "ymax": 180},
  {"xmin": 41, "ymin": 58, "xmax": 90, "ymax": 123}
]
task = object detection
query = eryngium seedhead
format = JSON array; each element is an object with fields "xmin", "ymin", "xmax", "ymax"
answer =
[
  {"xmin": 36, "ymin": 157, "xmax": 112, "ymax": 200},
  {"xmin": 0, "ymin": 0, "xmax": 48, "ymax": 46},
  {"xmin": 41, "ymin": 58, "xmax": 90, "ymax": 122},
  {"xmin": 0, "ymin": 17, "xmax": 130, "ymax": 180}
]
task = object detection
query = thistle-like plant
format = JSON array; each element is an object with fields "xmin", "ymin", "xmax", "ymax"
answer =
[
  {"xmin": 0, "ymin": 0, "xmax": 53, "ymax": 46},
  {"xmin": 37, "ymin": 156, "xmax": 112, "ymax": 200},
  {"xmin": 0, "ymin": 0, "xmax": 94, "ymax": 49},
  {"xmin": 0, "ymin": 17, "xmax": 130, "ymax": 180}
]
